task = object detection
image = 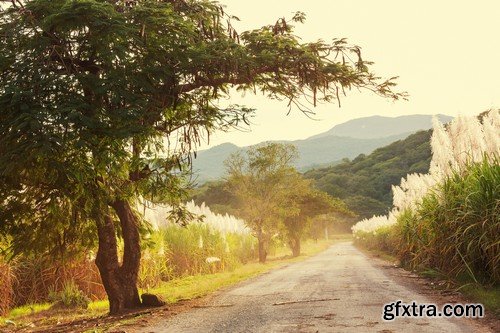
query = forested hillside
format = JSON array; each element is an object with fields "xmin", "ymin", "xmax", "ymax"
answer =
[{"xmin": 304, "ymin": 130, "xmax": 432, "ymax": 218}]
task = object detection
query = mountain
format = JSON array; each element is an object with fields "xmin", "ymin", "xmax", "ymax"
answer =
[
  {"xmin": 191, "ymin": 114, "xmax": 452, "ymax": 183},
  {"xmin": 308, "ymin": 114, "xmax": 453, "ymax": 140},
  {"xmin": 192, "ymin": 133, "xmax": 411, "ymax": 182},
  {"xmin": 304, "ymin": 130, "xmax": 433, "ymax": 219}
]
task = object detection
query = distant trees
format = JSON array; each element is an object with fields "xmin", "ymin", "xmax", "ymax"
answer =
[
  {"xmin": 282, "ymin": 182, "xmax": 351, "ymax": 256},
  {"xmin": 224, "ymin": 143, "xmax": 351, "ymax": 260},
  {"xmin": 0, "ymin": 0, "xmax": 402, "ymax": 313},
  {"xmin": 224, "ymin": 143, "xmax": 298, "ymax": 262},
  {"xmin": 190, "ymin": 181, "xmax": 236, "ymax": 216}
]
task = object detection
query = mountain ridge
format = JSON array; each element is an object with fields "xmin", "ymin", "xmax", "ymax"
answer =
[
  {"xmin": 307, "ymin": 114, "xmax": 452, "ymax": 140},
  {"xmin": 192, "ymin": 114, "xmax": 452, "ymax": 183}
]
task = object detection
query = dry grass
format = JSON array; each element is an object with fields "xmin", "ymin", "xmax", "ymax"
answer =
[{"xmin": 0, "ymin": 258, "xmax": 13, "ymax": 316}]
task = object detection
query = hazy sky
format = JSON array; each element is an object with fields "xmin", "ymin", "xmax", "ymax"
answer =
[{"xmin": 200, "ymin": 0, "xmax": 500, "ymax": 149}]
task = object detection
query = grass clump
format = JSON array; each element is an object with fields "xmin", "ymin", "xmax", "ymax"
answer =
[{"xmin": 48, "ymin": 281, "xmax": 90, "ymax": 309}]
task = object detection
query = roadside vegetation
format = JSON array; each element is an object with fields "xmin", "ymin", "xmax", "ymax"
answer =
[
  {"xmin": 352, "ymin": 110, "xmax": 500, "ymax": 314},
  {"xmin": 0, "ymin": 237, "xmax": 346, "ymax": 330}
]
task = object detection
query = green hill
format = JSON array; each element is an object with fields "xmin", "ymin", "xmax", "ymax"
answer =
[{"xmin": 304, "ymin": 130, "xmax": 432, "ymax": 219}]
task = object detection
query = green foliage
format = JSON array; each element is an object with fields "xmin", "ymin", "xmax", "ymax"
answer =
[
  {"xmin": 224, "ymin": 143, "xmax": 299, "ymax": 237},
  {"xmin": 0, "ymin": 0, "xmax": 403, "ymax": 313},
  {"xmin": 192, "ymin": 143, "xmax": 354, "ymax": 252},
  {"xmin": 282, "ymin": 179, "xmax": 352, "ymax": 242},
  {"xmin": 353, "ymin": 227, "xmax": 398, "ymax": 255},
  {"xmin": 223, "ymin": 142, "xmax": 352, "ymax": 257},
  {"xmin": 48, "ymin": 281, "xmax": 90, "ymax": 309},
  {"xmin": 458, "ymin": 284, "xmax": 500, "ymax": 316},
  {"xmin": 354, "ymin": 157, "xmax": 499, "ymax": 286},
  {"xmin": 190, "ymin": 181, "xmax": 236, "ymax": 216},
  {"xmin": 305, "ymin": 130, "xmax": 432, "ymax": 218}
]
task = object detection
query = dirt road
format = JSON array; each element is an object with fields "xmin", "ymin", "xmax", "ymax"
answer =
[{"xmin": 134, "ymin": 242, "xmax": 494, "ymax": 333}]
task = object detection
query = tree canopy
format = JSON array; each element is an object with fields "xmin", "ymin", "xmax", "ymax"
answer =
[{"xmin": 280, "ymin": 175, "xmax": 352, "ymax": 256}]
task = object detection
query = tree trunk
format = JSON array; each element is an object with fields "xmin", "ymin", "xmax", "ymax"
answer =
[
  {"xmin": 257, "ymin": 228, "xmax": 267, "ymax": 263},
  {"xmin": 112, "ymin": 199, "xmax": 142, "ymax": 308},
  {"xmin": 95, "ymin": 200, "xmax": 142, "ymax": 315},
  {"xmin": 95, "ymin": 214, "xmax": 125, "ymax": 314},
  {"xmin": 290, "ymin": 236, "xmax": 301, "ymax": 257}
]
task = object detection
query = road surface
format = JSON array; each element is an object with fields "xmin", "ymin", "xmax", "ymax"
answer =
[{"xmin": 135, "ymin": 242, "xmax": 493, "ymax": 333}]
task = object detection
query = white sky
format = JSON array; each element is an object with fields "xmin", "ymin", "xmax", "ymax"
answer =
[{"xmin": 200, "ymin": 0, "xmax": 500, "ymax": 149}]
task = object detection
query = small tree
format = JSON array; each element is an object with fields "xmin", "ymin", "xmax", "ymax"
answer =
[
  {"xmin": 225, "ymin": 143, "xmax": 298, "ymax": 263},
  {"xmin": 0, "ymin": 0, "xmax": 404, "ymax": 313},
  {"xmin": 282, "ymin": 177, "xmax": 351, "ymax": 256}
]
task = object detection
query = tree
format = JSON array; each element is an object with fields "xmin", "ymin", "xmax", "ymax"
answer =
[
  {"xmin": 224, "ymin": 143, "xmax": 298, "ymax": 263},
  {"xmin": 282, "ymin": 177, "xmax": 351, "ymax": 257},
  {"xmin": 0, "ymin": 0, "xmax": 404, "ymax": 314}
]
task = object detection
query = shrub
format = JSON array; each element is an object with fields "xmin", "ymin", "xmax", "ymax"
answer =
[{"xmin": 48, "ymin": 280, "xmax": 90, "ymax": 309}]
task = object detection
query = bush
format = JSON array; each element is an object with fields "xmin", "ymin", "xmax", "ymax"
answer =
[{"xmin": 48, "ymin": 280, "xmax": 90, "ymax": 309}]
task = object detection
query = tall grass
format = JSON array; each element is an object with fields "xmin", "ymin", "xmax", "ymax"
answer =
[
  {"xmin": 396, "ymin": 157, "xmax": 499, "ymax": 284},
  {"xmin": 8, "ymin": 255, "xmax": 105, "ymax": 307},
  {"xmin": 1, "ymin": 225, "xmax": 258, "ymax": 315},
  {"xmin": 353, "ymin": 111, "xmax": 499, "ymax": 287},
  {"xmin": 355, "ymin": 158, "xmax": 499, "ymax": 285},
  {"xmin": 0, "ymin": 257, "xmax": 13, "ymax": 316},
  {"xmin": 1, "ymin": 214, "xmax": 258, "ymax": 315},
  {"xmin": 158, "ymin": 224, "xmax": 256, "ymax": 279}
]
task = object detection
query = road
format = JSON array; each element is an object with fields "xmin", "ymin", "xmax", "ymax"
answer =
[{"xmin": 135, "ymin": 242, "xmax": 493, "ymax": 333}]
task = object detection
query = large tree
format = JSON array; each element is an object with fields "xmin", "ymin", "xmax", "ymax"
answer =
[{"xmin": 0, "ymin": 0, "xmax": 404, "ymax": 313}]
